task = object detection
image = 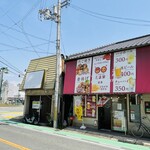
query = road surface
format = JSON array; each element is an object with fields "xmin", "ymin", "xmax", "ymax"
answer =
[{"xmin": 0, "ymin": 106, "xmax": 150, "ymax": 150}]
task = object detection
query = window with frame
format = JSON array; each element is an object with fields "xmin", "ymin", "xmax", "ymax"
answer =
[
  {"xmin": 129, "ymin": 94, "xmax": 140, "ymax": 122},
  {"xmin": 82, "ymin": 95, "xmax": 96, "ymax": 118}
]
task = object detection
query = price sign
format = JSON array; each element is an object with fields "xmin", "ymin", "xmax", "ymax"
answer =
[{"xmin": 113, "ymin": 49, "xmax": 136, "ymax": 93}]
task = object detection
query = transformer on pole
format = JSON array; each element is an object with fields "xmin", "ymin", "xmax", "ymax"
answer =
[{"xmin": 38, "ymin": 0, "xmax": 70, "ymax": 128}]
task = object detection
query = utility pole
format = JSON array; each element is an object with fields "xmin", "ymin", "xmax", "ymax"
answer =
[
  {"xmin": 39, "ymin": 0, "xmax": 70, "ymax": 128},
  {"xmin": 0, "ymin": 67, "xmax": 8, "ymax": 100}
]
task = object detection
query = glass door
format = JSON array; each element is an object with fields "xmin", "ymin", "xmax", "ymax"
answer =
[{"xmin": 112, "ymin": 96, "xmax": 127, "ymax": 132}]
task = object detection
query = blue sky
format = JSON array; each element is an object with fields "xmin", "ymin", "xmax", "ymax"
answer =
[{"xmin": 1, "ymin": 0, "xmax": 150, "ymax": 84}]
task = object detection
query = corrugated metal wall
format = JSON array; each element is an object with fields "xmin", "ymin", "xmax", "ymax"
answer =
[{"xmin": 20, "ymin": 55, "xmax": 56, "ymax": 90}]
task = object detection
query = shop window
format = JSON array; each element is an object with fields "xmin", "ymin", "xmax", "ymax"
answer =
[
  {"xmin": 82, "ymin": 95, "xmax": 96, "ymax": 118},
  {"xmin": 129, "ymin": 94, "xmax": 140, "ymax": 122},
  {"xmin": 145, "ymin": 101, "xmax": 150, "ymax": 114}
]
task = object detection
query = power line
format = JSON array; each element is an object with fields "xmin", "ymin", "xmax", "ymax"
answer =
[
  {"xmin": 20, "ymin": 23, "xmax": 40, "ymax": 57},
  {"xmin": 0, "ymin": 23, "xmax": 55, "ymax": 43},
  {"xmin": 0, "ymin": 0, "xmax": 25, "ymax": 19},
  {"xmin": 70, "ymin": 4, "xmax": 150, "ymax": 27},
  {"xmin": 0, "ymin": 0, "xmax": 54, "ymax": 57},
  {"xmin": 71, "ymin": 4, "xmax": 150, "ymax": 23},
  {"xmin": 0, "ymin": 60, "xmax": 23, "ymax": 75},
  {"xmin": 0, "ymin": 0, "xmax": 41, "ymax": 37},
  {"xmin": 0, "ymin": 56, "xmax": 22, "ymax": 73},
  {"xmin": 47, "ymin": 21, "xmax": 53, "ymax": 55},
  {"xmin": 60, "ymin": 31, "xmax": 67, "ymax": 56},
  {"xmin": 0, "ymin": 42, "xmax": 52, "ymax": 53}
]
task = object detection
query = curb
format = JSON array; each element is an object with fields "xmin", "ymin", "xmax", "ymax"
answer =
[{"xmin": 64, "ymin": 128, "xmax": 150, "ymax": 147}]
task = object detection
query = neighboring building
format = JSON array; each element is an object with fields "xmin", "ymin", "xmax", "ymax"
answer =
[
  {"xmin": 1, "ymin": 81, "xmax": 24, "ymax": 104},
  {"xmin": 20, "ymin": 55, "xmax": 64, "ymax": 124},
  {"xmin": 63, "ymin": 34, "xmax": 150, "ymax": 137},
  {"xmin": 1, "ymin": 80, "xmax": 8, "ymax": 103}
]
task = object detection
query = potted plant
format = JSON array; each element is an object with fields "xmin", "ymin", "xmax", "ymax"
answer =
[{"xmin": 46, "ymin": 113, "xmax": 53, "ymax": 127}]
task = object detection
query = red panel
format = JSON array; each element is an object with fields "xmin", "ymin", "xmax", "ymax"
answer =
[
  {"xmin": 63, "ymin": 60, "xmax": 77, "ymax": 94},
  {"xmin": 110, "ymin": 53, "xmax": 114, "ymax": 94},
  {"xmin": 136, "ymin": 46, "xmax": 150, "ymax": 93}
]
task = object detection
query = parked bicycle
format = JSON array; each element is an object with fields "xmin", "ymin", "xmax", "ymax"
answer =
[
  {"xmin": 131, "ymin": 116, "xmax": 150, "ymax": 138},
  {"xmin": 23, "ymin": 111, "xmax": 40, "ymax": 125}
]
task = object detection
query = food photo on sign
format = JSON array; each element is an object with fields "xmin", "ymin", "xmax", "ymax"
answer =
[
  {"xmin": 76, "ymin": 63, "xmax": 89, "ymax": 75},
  {"xmin": 92, "ymin": 54, "xmax": 111, "ymax": 93},
  {"xmin": 76, "ymin": 80, "xmax": 90, "ymax": 93},
  {"xmin": 74, "ymin": 57, "xmax": 92, "ymax": 94}
]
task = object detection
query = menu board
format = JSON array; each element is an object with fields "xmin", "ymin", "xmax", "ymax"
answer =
[
  {"xmin": 74, "ymin": 57, "xmax": 92, "ymax": 94},
  {"xmin": 113, "ymin": 49, "xmax": 136, "ymax": 93},
  {"xmin": 85, "ymin": 95, "xmax": 96, "ymax": 117},
  {"xmin": 92, "ymin": 54, "xmax": 111, "ymax": 93}
]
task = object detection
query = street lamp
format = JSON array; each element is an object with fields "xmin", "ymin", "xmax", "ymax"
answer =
[{"xmin": 0, "ymin": 67, "xmax": 8, "ymax": 100}]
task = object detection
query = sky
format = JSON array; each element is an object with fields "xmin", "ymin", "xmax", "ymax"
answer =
[{"xmin": 1, "ymin": 0, "xmax": 150, "ymax": 85}]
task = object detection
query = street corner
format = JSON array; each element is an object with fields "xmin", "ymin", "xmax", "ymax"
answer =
[{"xmin": 0, "ymin": 112, "xmax": 23, "ymax": 120}]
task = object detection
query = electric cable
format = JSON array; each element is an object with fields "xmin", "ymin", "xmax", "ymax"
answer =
[
  {"xmin": 47, "ymin": 21, "xmax": 53, "ymax": 55},
  {"xmin": 70, "ymin": 4, "xmax": 150, "ymax": 27},
  {"xmin": 0, "ymin": 0, "xmax": 47, "ymax": 57},
  {"xmin": 0, "ymin": 56, "xmax": 23, "ymax": 74},
  {"xmin": 71, "ymin": 4, "xmax": 150, "ymax": 23},
  {"xmin": 0, "ymin": 0, "xmax": 25, "ymax": 19},
  {"xmin": 0, "ymin": 60, "xmax": 23, "ymax": 75},
  {"xmin": 0, "ymin": 0, "xmax": 41, "ymax": 36},
  {"xmin": 20, "ymin": 23, "xmax": 40, "ymax": 57},
  {"xmin": 0, "ymin": 23, "xmax": 55, "ymax": 43},
  {"xmin": 60, "ymin": 31, "xmax": 67, "ymax": 56},
  {"xmin": 0, "ymin": 42, "xmax": 49, "ymax": 52}
]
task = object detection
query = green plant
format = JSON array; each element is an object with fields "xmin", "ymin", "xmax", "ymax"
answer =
[{"xmin": 46, "ymin": 113, "xmax": 53, "ymax": 127}]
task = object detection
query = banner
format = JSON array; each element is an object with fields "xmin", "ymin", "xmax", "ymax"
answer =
[
  {"xmin": 74, "ymin": 96, "xmax": 83, "ymax": 121},
  {"xmin": 92, "ymin": 54, "xmax": 111, "ymax": 93},
  {"xmin": 113, "ymin": 49, "xmax": 136, "ymax": 93},
  {"xmin": 74, "ymin": 57, "xmax": 92, "ymax": 94}
]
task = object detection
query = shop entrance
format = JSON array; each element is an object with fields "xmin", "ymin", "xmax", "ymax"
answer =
[
  {"xmin": 29, "ymin": 95, "xmax": 51, "ymax": 123},
  {"xmin": 98, "ymin": 99, "xmax": 111, "ymax": 130},
  {"xmin": 112, "ymin": 95, "xmax": 127, "ymax": 132},
  {"xmin": 63, "ymin": 95, "xmax": 73, "ymax": 126}
]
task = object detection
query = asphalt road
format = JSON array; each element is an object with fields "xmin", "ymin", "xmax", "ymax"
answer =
[
  {"xmin": 0, "ymin": 124, "xmax": 123, "ymax": 150},
  {"xmin": 0, "ymin": 106, "xmax": 150, "ymax": 150}
]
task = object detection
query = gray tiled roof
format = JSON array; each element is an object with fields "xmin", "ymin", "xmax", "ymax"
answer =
[{"xmin": 67, "ymin": 34, "xmax": 150, "ymax": 60}]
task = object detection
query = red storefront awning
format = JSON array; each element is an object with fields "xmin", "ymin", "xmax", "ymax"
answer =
[
  {"xmin": 136, "ymin": 46, "xmax": 150, "ymax": 93},
  {"xmin": 63, "ymin": 60, "xmax": 76, "ymax": 94}
]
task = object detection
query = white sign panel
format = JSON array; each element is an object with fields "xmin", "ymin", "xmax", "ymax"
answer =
[
  {"xmin": 32, "ymin": 101, "xmax": 40, "ymax": 109},
  {"xmin": 113, "ymin": 49, "xmax": 136, "ymax": 93},
  {"xmin": 74, "ymin": 57, "xmax": 92, "ymax": 94},
  {"xmin": 24, "ymin": 70, "xmax": 44, "ymax": 89},
  {"xmin": 92, "ymin": 54, "xmax": 111, "ymax": 93}
]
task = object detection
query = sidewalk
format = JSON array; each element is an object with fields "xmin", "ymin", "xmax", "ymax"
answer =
[{"xmin": 64, "ymin": 126, "xmax": 150, "ymax": 147}]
